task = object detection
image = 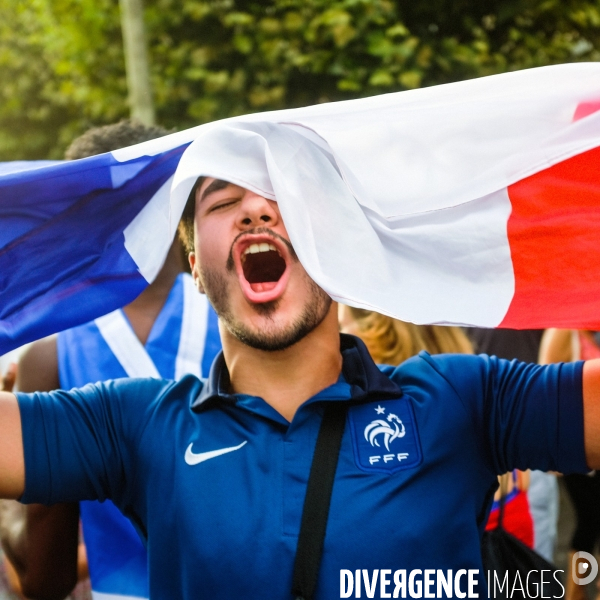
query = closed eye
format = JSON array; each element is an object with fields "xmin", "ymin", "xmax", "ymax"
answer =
[{"xmin": 208, "ymin": 199, "xmax": 239, "ymax": 212}]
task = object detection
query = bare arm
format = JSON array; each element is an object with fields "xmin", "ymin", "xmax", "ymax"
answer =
[
  {"xmin": 0, "ymin": 337, "xmax": 80, "ymax": 600},
  {"xmin": 539, "ymin": 328, "xmax": 573, "ymax": 364},
  {"xmin": 0, "ymin": 391, "xmax": 24, "ymax": 499},
  {"xmin": 583, "ymin": 358, "xmax": 600, "ymax": 469}
]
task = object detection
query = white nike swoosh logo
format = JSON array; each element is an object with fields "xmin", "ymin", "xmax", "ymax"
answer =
[{"xmin": 184, "ymin": 441, "xmax": 248, "ymax": 466}]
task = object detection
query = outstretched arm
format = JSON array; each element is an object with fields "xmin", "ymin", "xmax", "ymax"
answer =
[
  {"xmin": 0, "ymin": 338, "xmax": 80, "ymax": 600},
  {"xmin": 583, "ymin": 359, "xmax": 600, "ymax": 469},
  {"xmin": 0, "ymin": 391, "xmax": 24, "ymax": 499}
]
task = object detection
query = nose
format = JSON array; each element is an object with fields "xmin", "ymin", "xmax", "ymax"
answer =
[{"xmin": 236, "ymin": 190, "xmax": 279, "ymax": 230}]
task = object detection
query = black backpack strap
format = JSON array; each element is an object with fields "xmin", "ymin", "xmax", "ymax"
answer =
[{"xmin": 291, "ymin": 402, "xmax": 348, "ymax": 600}]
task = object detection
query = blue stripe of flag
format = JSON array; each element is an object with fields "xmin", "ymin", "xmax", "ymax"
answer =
[{"xmin": 0, "ymin": 145, "xmax": 189, "ymax": 354}]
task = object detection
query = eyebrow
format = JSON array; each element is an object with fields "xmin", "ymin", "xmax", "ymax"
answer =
[{"xmin": 199, "ymin": 179, "xmax": 234, "ymax": 203}]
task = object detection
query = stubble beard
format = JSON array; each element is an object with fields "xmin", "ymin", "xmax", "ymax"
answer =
[{"xmin": 198, "ymin": 263, "xmax": 332, "ymax": 352}]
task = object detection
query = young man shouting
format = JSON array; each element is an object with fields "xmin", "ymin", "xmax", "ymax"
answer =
[{"xmin": 0, "ymin": 176, "xmax": 598, "ymax": 599}]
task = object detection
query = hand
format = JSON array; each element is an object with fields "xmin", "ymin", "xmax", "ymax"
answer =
[{"xmin": 0, "ymin": 363, "xmax": 16, "ymax": 393}]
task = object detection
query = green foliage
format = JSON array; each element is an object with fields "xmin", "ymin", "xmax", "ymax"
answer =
[
  {"xmin": 0, "ymin": 0, "xmax": 125, "ymax": 158},
  {"xmin": 1, "ymin": 0, "xmax": 598, "ymax": 159}
]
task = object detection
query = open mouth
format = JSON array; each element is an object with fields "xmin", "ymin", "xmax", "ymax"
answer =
[
  {"xmin": 233, "ymin": 234, "xmax": 292, "ymax": 303},
  {"xmin": 241, "ymin": 243, "xmax": 287, "ymax": 293}
]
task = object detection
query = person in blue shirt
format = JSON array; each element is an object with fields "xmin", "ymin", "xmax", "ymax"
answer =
[{"xmin": 0, "ymin": 176, "xmax": 600, "ymax": 599}]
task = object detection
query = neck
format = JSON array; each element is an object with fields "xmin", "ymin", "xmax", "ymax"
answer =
[
  {"xmin": 123, "ymin": 241, "xmax": 184, "ymax": 343},
  {"xmin": 221, "ymin": 305, "xmax": 342, "ymax": 422}
]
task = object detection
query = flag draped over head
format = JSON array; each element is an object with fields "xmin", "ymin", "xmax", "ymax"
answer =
[{"xmin": 1, "ymin": 62, "xmax": 600, "ymax": 354}]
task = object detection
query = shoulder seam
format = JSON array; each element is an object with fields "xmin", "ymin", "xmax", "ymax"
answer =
[
  {"xmin": 416, "ymin": 352, "xmax": 496, "ymax": 475},
  {"xmin": 416, "ymin": 352, "xmax": 466, "ymax": 405}
]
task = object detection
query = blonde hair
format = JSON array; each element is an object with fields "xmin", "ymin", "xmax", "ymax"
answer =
[{"xmin": 347, "ymin": 307, "xmax": 473, "ymax": 365}]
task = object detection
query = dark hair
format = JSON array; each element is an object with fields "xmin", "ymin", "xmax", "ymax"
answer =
[
  {"xmin": 178, "ymin": 176, "xmax": 205, "ymax": 254},
  {"xmin": 64, "ymin": 119, "xmax": 171, "ymax": 160}
]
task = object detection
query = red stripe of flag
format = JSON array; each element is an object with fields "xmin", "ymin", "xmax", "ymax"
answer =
[{"xmin": 500, "ymin": 145, "xmax": 600, "ymax": 329}]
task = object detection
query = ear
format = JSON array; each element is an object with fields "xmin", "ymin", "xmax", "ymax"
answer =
[{"xmin": 188, "ymin": 252, "xmax": 205, "ymax": 294}]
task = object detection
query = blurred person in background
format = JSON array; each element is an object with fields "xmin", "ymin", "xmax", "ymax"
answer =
[
  {"xmin": 540, "ymin": 328, "xmax": 600, "ymax": 600},
  {"xmin": 468, "ymin": 329, "xmax": 544, "ymax": 366},
  {"xmin": 338, "ymin": 306, "xmax": 472, "ymax": 363},
  {"xmin": 341, "ymin": 307, "xmax": 534, "ymax": 547},
  {"xmin": 0, "ymin": 121, "xmax": 222, "ymax": 600}
]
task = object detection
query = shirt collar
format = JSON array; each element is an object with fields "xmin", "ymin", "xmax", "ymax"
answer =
[{"xmin": 191, "ymin": 333, "xmax": 402, "ymax": 412}]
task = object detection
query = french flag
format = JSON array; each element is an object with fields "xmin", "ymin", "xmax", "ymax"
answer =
[{"xmin": 1, "ymin": 62, "xmax": 600, "ymax": 354}]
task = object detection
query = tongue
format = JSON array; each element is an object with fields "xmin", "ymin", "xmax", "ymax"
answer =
[{"xmin": 250, "ymin": 282, "xmax": 278, "ymax": 293}]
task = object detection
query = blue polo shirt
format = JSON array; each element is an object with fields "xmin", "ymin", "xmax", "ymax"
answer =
[{"xmin": 17, "ymin": 335, "xmax": 587, "ymax": 599}]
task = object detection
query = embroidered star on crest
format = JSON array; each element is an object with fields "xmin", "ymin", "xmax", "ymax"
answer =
[{"xmin": 375, "ymin": 405, "xmax": 385, "ymax": 414}]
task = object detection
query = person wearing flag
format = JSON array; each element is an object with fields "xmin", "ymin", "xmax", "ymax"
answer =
[{"xmin": 0, "ymin": 169, "xmax": 597, "ymax": 599}]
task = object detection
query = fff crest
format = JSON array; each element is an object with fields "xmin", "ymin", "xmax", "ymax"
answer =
[{"xmin": 348, "ymin": 398, "xmax": 421, "ymax": 473}]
